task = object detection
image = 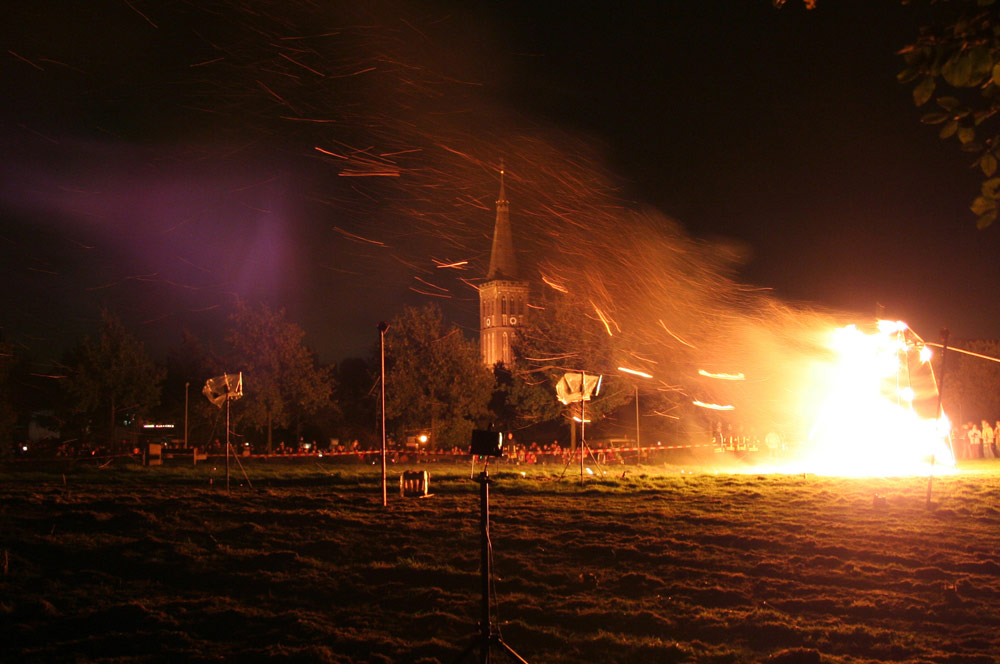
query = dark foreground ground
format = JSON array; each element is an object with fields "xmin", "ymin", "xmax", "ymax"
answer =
[{"xmin": 2, "ymin": 457, "xmax": 1000, "ymax": 663}]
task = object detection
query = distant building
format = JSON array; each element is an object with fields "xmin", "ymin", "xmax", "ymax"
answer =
[{"xmin": 479, "ymin": 164, "xmax": 529, "ymax": 367}]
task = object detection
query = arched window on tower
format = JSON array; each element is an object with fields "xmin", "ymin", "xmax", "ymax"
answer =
[
  {"xmin": 501, "ymin": 296, "xmax": 507, "ymax": 315},
  {"xmin": 503, "ymin": 332, "xmax": 509, "ymax": 363}
]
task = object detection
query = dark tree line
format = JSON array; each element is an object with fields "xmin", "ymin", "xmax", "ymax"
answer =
[
  {"xmin": 0, "ymin": 297, "xmax": 652, "ymax": 455},
  {"xmin": 0, "ymin": 303, "xmax": 339, "ymax": 455}
]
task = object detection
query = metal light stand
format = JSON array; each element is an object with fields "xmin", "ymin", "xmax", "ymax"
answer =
[
  {"xmin": 223, "ymin": 395, "xmax": 254, "ymax": 492},
  {"xmin": 558, "ymin": 400, "xmax": 606, "ymax": 484},
  {"xmin": 224, "ymin": 396, "xmax": 252, "ymax": 492},
  {"xmin": 576, "ymin": 393, "xmax": 608, "ymax": 482},
  {"xmin": 202, "ymin": 372, "xmax": 244, "ymax": 492},
  {"xmin": 452, "ymin": 469, "xmax": 530, "ymax": 664},
  {"xmin": 224, "ymin": 383, "xmax": 253, "ymax": 493},
  {"xmin": 379, "ymin": 321, "xmax": 389, "ymax": 508},
  {"xmin": 553, "ymin": 370, "xmax": 606, "ymax": 483}
]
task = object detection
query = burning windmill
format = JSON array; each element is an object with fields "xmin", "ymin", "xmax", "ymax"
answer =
[{"xmin": 800, "ymin": 320, "xmax": 954, "ymax": 477}]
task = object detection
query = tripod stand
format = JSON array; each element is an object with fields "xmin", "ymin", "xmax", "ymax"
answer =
[
  {"xmin": 223, "ymin": 395, "xmax": 252, "ymax": 493},
  {"xmin": 452, "ymin": 469, "xmax": 530, "ymax": 664},
  {"xmin": 555, "ymin": 436, "xmax": 608, "ymax": 483}
]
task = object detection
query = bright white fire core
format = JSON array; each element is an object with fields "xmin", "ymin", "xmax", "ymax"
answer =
[{"xmin": 789, "ymin": 320, "xmax": 955, "ymax": 477}]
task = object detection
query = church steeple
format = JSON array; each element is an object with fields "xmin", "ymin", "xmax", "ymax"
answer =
[
  {"xmin": 479, "ymin": 161, "xmax": 530, "ymax": 368},
  {"xmin": 486, "ymin": 161, "xmax": 517, "ymax": 280}
]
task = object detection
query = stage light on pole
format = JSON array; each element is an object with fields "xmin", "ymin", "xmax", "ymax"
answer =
[
  {"xmin": 454, "ymin": 430, "xmax": 530, "ymax": 662},
  {"xmin": 202, "ymin": 372, "xmax": 243, "ymax": 493},
  {"xmin": 555, "ymin": 371, "xmax": 602, "ymax": 483}
]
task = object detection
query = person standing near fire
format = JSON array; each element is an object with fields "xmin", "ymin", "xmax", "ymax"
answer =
[
  {"xmin": 969, "ymin": 423, "xmax": 983, "ymax": 459},
  {"xmin": 982, "ymin": 420, "xmax": 995, "ymax": 459}
]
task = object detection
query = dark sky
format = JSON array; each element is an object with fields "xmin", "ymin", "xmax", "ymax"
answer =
[
  {"xmin": 494, "ymin": 1, "xmax": 990, "ymax": 329},
  {"xmin": 1, "ymin": 0, "xmax": 995, "ymax": 369}
]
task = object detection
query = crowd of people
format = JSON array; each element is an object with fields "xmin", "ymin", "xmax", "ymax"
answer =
[
  {"xmin": 484, "ymin": 441, "xmax": 643, "ymax": 465},
  {"xmin": 386, "ymin": 441, "xmax": 644, "ymax": 466},
  {"xmin": 712, "ymin": 423, "xmax": 761, "ymax": 453},
  {"xmin": 223, "ymin": 438, "xmax": 656, "ymax": 465},
  {"xmin": 954, "ymin": 420, "xmax": 1000, "ymax": 459},
  {"xmin": 710, "ymin": 422, "xmax": 789, "ymax": 458}
]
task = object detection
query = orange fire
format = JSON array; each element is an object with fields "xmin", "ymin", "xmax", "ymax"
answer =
[{"xmin": 792, "ymin": 320, "xmax": 955, "ymax": 476}]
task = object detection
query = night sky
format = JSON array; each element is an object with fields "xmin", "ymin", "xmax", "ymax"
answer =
[{"xmin": 1, "ymin": 1, "xmax": 995, "ymax": 369}]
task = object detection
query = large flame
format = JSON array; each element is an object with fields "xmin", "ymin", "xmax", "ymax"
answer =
[{"xmin": 790, "ymin": 320, "xmax": 955, "ymax": 476}]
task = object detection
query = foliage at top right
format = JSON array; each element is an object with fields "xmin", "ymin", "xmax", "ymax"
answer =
[{"xmin": 900, "ymin": 0, "xmax": 1000, "ymax": 228}]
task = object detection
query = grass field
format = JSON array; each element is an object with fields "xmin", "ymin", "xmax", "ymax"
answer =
[{"xmin": 3, "ymin": 456, "xmax": 1000, "ymax": 663}]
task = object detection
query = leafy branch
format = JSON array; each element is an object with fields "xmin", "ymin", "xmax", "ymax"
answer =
[{"xmin": 899, "ymin": 0, "xmax": 1000, "ymax": 227}]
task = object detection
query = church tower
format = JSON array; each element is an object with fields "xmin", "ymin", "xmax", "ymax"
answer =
[{"xmin": 479, "ymin": 164, "xmax": 529, "ymax": 368}]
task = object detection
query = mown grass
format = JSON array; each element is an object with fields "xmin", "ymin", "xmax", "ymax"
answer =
[{"xmin": 3, "ymin": 457, "xmax": 1000, "ymax": 663}]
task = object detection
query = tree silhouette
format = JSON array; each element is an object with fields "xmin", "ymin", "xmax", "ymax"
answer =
[
  {"xmin": 513, "ymin": 290, "xmax": 632, "ymax": 442},
  {"xmin": 66, "ymin": 310, "xmax": 164, "ymax": 446},
  {"xmin": 383, "ymin": 304, "xmax": 493, "ymax": 448},
  {"xmin": 226, "ymin": 301, "xmax": 334, "ymax": 453}
]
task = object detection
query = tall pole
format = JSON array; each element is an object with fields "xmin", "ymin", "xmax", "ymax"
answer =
[
  {"xmin": 225, "ymin": 397, "xmax": 231, "ymax": 494},
  {"xmin": 618, "ymin": 367, "xmax": 653, "ymax": 465},
  {"xmin": 935, "ymin": 328, "xmax": 950, "ymax": 422},
  {"xmin": 379, "ymin": 322, "xmax": 390, "ymax": 507},
  {"xmin": 580, "ymin": 370, "xmax": 586, "ymax": 484},
  {"xmin": 634, "ymin": 385, "xmax": 640, "ymax": 450},
  {"xmin": 184, "ymin": 382, "xmax": 190, "ymax": 448},
  {"xmin": 928, "ymin": 328, "xmax": 950, "ymax": 508}
]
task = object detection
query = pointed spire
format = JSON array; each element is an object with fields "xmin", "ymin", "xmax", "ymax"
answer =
[
  {"xmin": 497, "ymin": 158, "xmax": 507, "ymax": 205},
  {"xmin": 487, "ymin": 160, "xmax": 517, "ymax": 280}
]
